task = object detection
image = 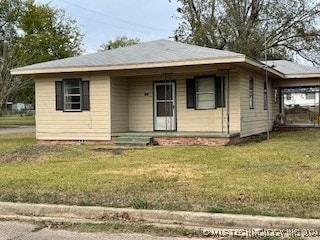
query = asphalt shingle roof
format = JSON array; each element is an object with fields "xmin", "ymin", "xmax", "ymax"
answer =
[
  {"xmin": 265, "ymin": 60, "xmax": 320, "ymax": 75},
  {"xmin": 13, "ymin": 39, "xmax": 243, "ymax": 72}
]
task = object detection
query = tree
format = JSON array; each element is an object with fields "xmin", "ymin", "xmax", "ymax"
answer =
[
  {"xmin": 19, "ymin": 1, "xmax": 83, "ymax": 63},
  {"xmin": 0, "ymin": 0, "xmax": 83, "ymax": 114},
  {"xmin": 99, "ymin": 36, "xmax": 141, "ymax": 51},
  {"xmin": 172, "ymin": 0, "xmax": 320, "ymax": 65}
]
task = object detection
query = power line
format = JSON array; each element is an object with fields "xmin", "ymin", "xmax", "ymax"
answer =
[
  {"xmin": 58, "ymin": 0, "xmax": 170, "ymax": 34},
  {"xmin": 67, "ymin": 10, "xmax": 160, "ymax": 36}
]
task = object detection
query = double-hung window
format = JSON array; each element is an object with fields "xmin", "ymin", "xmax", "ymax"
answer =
[
  {"xmin": 196, "ymin": 77, "xmax": 215, "ymax": 109},
  {"xmin": 186, "ymin": 76, "xmax": 225, "ymax": 109},
  {"xmin": 55, "ymin": 79, "xmax": 90, "ymax": 112},
  {"xmin": 64, "ymin": 79, "xmax": 82, "ymax": 111}
]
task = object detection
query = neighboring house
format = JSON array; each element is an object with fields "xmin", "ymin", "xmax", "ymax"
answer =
[
  {"xmin": 284, "ymin": 89, "xmax": 319, "ymax": 107},
  {"xmin": 5, "ymin": 102, "xmax": 33, "ymax": 114},
  {"xmin": 11, "ymin": 40, "xmax": 320, "ymax": 145}
]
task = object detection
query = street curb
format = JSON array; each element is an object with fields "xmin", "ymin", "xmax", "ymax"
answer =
[{"xmin": 0, "ymin": 202, "xmax": 319, "ymax": 229}]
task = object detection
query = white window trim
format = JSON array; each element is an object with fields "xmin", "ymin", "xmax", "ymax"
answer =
[{"xmin": 63, "ymin": 79, "xmax": 82, "ymax": 112}]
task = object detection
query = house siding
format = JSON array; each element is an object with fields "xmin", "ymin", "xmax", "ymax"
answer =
[
  {"xmin": 127, "ymin": 71, "xmax": 241, "ymax": 133},
  {"xmin": 35, "ymin": 75, "xmax": 111, "ymax": 141},
  {"xmin": 128, "ymin": 78, "xmax": 154, "ymax": 131},
  {"xmin": 111, "ymin": 77, "xmax": 129, "ymax": 132},
  {"xmin": 176, "ymin": 72, "xmax": 240, "ymax": 132},
  {"xmin": 240, "ymin": 71, "xmax": 273, "ymax": 137}
]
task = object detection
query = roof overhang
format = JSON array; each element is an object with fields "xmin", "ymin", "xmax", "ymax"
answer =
[
  {"xmin": 282, "ymin": 73, "xmax": 320, "ymax": 79},
  {"xmin": 13, "ymin": 55, "xmax": 315, "ymax": 80},
  {"xmin": 11, "ymin": 55, "xmax": 249, "ymax": 75}
]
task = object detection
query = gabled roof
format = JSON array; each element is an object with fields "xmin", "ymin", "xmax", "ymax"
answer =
[
  {"xmin": 11, "ymin": 39, "xmax": 247, "ymax": 75},
  {"xmin": 264, "ymin": 60, "xmax": 320, "ymax": 78}
]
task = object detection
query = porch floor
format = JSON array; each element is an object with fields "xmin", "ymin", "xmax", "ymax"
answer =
[{"xmin": 112, "ymin": 131, "xmax": 240, "ymax": 138}]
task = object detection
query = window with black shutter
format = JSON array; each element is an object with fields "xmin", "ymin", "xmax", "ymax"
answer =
[
  {"xmin": 55, "ymin": 79, "xmax": 90, "ymax": 111},
  {"xmin": 186, "ymin": 76, "xmax": 225, "ymax": 109}
]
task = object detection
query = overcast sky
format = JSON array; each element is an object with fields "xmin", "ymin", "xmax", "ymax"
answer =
[{"xmin": 34, "ymin": 0, "xmax": 180, "ymax": 53}]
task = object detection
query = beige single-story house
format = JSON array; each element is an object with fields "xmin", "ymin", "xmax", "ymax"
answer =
[{"xmin": 11, "ymin": 40, "xmax": 320, "ymax": 145}]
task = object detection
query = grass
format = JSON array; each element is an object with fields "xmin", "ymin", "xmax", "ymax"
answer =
[
  {"xmin": 0, "ymin": 115, "xmax": 35, "ymax": 127},
  {"xmin": 33, "ymin": 221, "xmax": 203, "ymax": 238},
  {"xmin": 0, "ymin": 130, "xmax": 319, "ymax": 219}
]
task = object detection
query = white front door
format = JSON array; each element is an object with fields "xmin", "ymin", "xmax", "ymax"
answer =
[{"xmin": 154, "ymin": 82, "xmax": 176, "ymax": 131}]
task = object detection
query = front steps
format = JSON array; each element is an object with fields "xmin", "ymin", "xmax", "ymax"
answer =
[{"xmin": 115, "ymin": 136, "xmax": 155, "ymax": 146}]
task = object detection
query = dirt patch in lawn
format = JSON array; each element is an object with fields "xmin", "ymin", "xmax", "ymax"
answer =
[
  {"xmin": 91, "ymin": 147, "xmax": 145, "ymax": 155},
  {"xmin": 0, "ymin": 145, "xmax": 64, "ymax": 163}
]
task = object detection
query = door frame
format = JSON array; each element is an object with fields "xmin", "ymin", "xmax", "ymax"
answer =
[{"xmin": 153, "ymin": 80, "xmax": 177, "ymax": 131}]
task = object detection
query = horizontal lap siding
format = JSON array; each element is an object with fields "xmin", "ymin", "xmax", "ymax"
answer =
[
  {"xmin": 240, "ymin": 71, "xmax": 273, "ymax": 137},
  {"xmin": 128, "ymin": 72, "xmax": 241, "ymax": 132},
  {"xmin": 36, "ymin": 75, "xmax": 111, "ymax": 141},
  {"xmin": 129, "ymin": 78, "xmax": 154, "ymax": 131},
  {"xmin": 111, "ymin": 77, "xmax": 129, "ymax": 133},
  {"xmin": 176, "ymin": 72, "xmax": 240, "ymax": 132}
]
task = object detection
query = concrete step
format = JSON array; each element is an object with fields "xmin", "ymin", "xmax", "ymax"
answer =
[{"xmin": 115, "ymin": 136, "xmax": 154, "ymax": 146}]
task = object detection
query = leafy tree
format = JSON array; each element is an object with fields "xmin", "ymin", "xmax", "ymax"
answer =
[
  {"xmin": 19, "ymin": 1, "xmax": 83, "ymax": 63},
  {"xmin": 172, "ymin": 0, "xmax": 320, "ymax": 65},
  {"xmin": 0, "ymin": 0, "xmax": 83, "ymax": 114},
  {"xmin": 99, "ymin": 36, "xmax": 141, "ymax": 51}
]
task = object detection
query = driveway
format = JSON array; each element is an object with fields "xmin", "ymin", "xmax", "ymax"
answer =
[
  {"xmin": 0, "ymin": 126, "xmax": 35, "ymax": 134},
  {"xmin": 0, "ymin": 221, "xmax": 201, "ymax": 240}
]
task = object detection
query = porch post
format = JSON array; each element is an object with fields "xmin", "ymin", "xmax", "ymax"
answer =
[
  {"xmin": 164, "ymin": 73, "xmax": 172, "ymax": 135},
  {"xmin": 221, "ymin": 72, "xmax": 224, "ymax": 134},
  {"xmin": 227, "ymin": 69, "xmax": 230, "ymax": 135},
  {"xmin": 220, "ymin": 69, "xmax": 230, "ymax": 135},
  {"xmin": 318, "ymin": 84, "xmax": 320, "ymax": 127}
]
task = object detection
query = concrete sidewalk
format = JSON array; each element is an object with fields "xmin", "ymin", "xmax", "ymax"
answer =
[{"xmin": 0, "ymin": 202, "xmax": 319, "ymax": 230}]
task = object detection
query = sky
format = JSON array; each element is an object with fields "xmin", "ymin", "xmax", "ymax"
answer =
[{"xmin": 35, "ymin": 0, "xmax": 181, "ymax": 53}]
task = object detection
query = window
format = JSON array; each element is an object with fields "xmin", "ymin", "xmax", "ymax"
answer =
[
  {"xmin": 55, "ymin": 79, "xmax": 90, "ymax": 111},
  {"xmin": 306, "ymin": 92, "xmax": 315, "ymax": 100},
  {"xmin": 64, "ymin": 79, "xmax": 81, "ymax": 111},
  {"xmin": 249, "ymin": 77, "xmax": 254, "ymax": 109},
  {"xmin": 186, "ymin": 76, "xmax": 225, "ymax": 109},
  {"xmin": 264, "ymin": 81, "xmax": 268, "ymax": 110},
  {"xmin": 196, "ymin": 77, "xmax": 215, "ymax": 109}
]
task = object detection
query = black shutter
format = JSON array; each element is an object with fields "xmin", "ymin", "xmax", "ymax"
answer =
[
  {"xmin": 186, "ymin": 78, "xmax": 195, "ymax": 109},
  {"xmin": 82, "ymin": 81, "xmax": 90, "ymax": 111},
  {"xmin": 55, "ymin": 81, "xmax": 63, "ymax": 110},
  {"xmin": 215, "ymin": 76, "xmax": 226, "ymax": 108}
]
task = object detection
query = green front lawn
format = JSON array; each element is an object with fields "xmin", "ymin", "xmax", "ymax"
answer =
[
  {"xmin": 0, "ymin": 115, "xmax": 35, "ymax": 127},
  {"xmin": 0, "ymin": 130, "xmax": 319, "ymax": 218}
]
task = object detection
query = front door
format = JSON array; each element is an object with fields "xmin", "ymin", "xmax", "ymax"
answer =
[{"xmin": 154, "ymin": 82, "xmax": 176, "ymax": 131}]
